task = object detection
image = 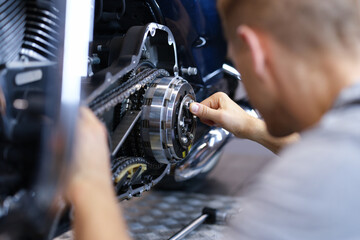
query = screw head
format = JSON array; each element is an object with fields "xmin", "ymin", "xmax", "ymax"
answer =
[
  {"xmin": 181, "ymin": 137, "xmax": 189, "ymax": 144},
  {"xmin": 179, "ymin": 121, "xmax": 185, "ymax": 128},
  {"xmin": 187, "ymin": 133, "xmax": 194, "ymax": 140}
]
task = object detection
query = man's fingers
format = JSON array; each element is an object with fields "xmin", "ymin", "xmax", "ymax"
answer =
[
  {"xmin": 79, "ymin": 107, "xmax": 98, "ymax": 124},
  {"xmin": 190, "ymin": 102, "xmax": 219, "ymax": 123},
  {"xmin": 78, "ymin": 107, "xmax": 108, "ymax": 139},
  {"xmin": 200, "ymin": 92, "xmax": 230, "ymax": 109}
]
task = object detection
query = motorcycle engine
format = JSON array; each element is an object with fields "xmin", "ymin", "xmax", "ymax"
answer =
[
  {"xmin": 0, "ymin": 0, "xmax": 60, "ymax": 202},
  {"xmin": 0, "ymin": 0, "xmax": 200, "ymax": 238},
  {"xmin": 0, "ymin": 0, "xmax": 197, "ymax": 210},
  {"xmin": 86, "ymin": 20, "xmax": 198, "ymax": 198}
]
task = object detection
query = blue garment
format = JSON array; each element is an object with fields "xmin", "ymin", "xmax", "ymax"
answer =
[{"xmin": 229, "ymin": 83, "xmax": 360, "ymax": 240}]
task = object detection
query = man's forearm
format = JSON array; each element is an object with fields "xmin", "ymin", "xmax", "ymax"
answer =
[{"xmin": 246, "ymin": 118, "xmax": 300, "ymax": 154}]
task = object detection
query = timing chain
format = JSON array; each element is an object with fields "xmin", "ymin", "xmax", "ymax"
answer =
[{"xmin": 89, "ymin": 68, "xmax": 169, "ymax": 116}]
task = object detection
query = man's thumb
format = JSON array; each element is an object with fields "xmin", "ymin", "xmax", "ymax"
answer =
[{"xmin": 190, "ymin": 103, "xmax": 218, "ymax": 121}]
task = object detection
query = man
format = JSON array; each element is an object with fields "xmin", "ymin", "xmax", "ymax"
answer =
[{"xmin": 68, "ymin": 0, "xmax": 360, "ymax": 239}]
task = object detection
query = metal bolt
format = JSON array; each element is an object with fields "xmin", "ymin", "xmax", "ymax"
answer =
[
  {"xmin": 181, "ymin": 67, "xmax": 198, "ymax": 76},
  {"xmin": 187, "ymin": 133, "xmax": 194, "ymax": 140},
  {"xmin": 179, "ymin": 121, "xmax": 185, "ymax": 128},
  {"xmin": 181, "ymin": 137, "xmax": 189, "ymax": 144},
  {"xmin": 89, "ymin": 54, "xmax": 100, "ymax": 65}
]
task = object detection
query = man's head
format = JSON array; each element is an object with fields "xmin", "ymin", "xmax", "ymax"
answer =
[{"xmin": 218, "ymin": 0, "xmax": 360, "ymax": 136}]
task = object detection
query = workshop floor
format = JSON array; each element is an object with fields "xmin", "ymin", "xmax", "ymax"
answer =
[
  {"xmin": 55, "ymin": 139, "xmax": 275, "ymax": 240},
  {"xmin": 196, "ymin": 138, "xmax": 275, "ymax": 196}
]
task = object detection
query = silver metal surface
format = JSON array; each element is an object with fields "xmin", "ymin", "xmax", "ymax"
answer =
[
  {"xmin": 203, "ymin": 69, "xmax": 222, "ymax": 83},
  {"xmin": 174, "ymin": 128, "xmax": 232, "ymax": 182},
  {"xmin": 223, "ymin": 63, "xmax": 241, "ymax": 81},
  {"xmin": 168, "ymin": 214, "xmax": 208, "ymax": 240},
  {"xmin": 21, "ymin": 4, "xmax": 60, "ymax": 61},
  {"xmin": 111, "ymin": 110, "xmax": 142, "ymax": 157},
  {"xmin": 0, "ymin": 0, "xmax": 26, "ymax": 63},
  {"xmin": 181, "ymin": 67, "xmax": 198, "ymax": 76},
  {"xmin": 15, "ymin": 69, "xmax": 43, "ymax": 85},
  {"xmin": 142, "ymin": 76, "xmax": 196, "ymax": 164}
]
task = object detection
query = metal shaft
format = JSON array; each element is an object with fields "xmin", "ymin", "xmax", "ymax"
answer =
[{"xmin": 168, "ymin": 214, "xmax": 208, "ymax": 240}]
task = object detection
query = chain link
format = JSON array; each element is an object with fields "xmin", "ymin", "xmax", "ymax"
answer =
[{"xmin": 90, "ymin": 68, "xmax": 169, "ymax": 116}]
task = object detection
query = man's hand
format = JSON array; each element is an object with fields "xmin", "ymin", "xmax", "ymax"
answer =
[
  {"xmin": 190, "ymin": 92, "xmax": 299, "ymax": 154},
  {"xmin": 66, "ymin": 107, "xmax": 131, "ymax": 240},
  {"xmin": 66, "ymin": 107, "xmax": 112, "ymax": 203},
  {"xmin": 190, "ymin": 92, "xmax": 256, "ymax": 139}
]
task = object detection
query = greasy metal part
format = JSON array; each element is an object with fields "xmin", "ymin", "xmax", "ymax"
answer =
[
  {"xmin": 174, "ymin": 128, "xmax": 232, "ymax": 182},
  {"xmin": 142, "ymin": 76, "xmax": 196, "ymax": 164},
  {"xmin": 85, "ymin": 23, "xmax": 179, "ymax": 104},
  {"xmin": 168, "ymin": 214, "xmax": 208, "ymax": 240}
]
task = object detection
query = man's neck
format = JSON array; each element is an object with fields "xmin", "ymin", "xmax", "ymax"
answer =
[{"xmin": 292, "ymin": 57, "xmax": 360, "ymax": 132}]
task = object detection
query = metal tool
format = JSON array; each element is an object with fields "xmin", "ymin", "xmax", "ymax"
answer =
[{"xmin": 168, "ymin": 207, "xmax": 230, "ymax": 240}]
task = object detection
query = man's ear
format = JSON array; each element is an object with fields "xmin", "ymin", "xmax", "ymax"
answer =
[{"xmin": 237, "ymin": 25, "xmax": 267, "ymax": 78}]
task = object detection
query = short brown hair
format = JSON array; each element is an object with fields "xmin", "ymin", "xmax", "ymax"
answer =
[{"xmin": 218, "ymin": 0, "xmax": 360, "ymax": 55}]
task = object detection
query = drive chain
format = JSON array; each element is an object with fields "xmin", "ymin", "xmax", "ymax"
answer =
[{"xmin": 89, "ymin": 68, "xmax": 169, "ymax": 116}]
